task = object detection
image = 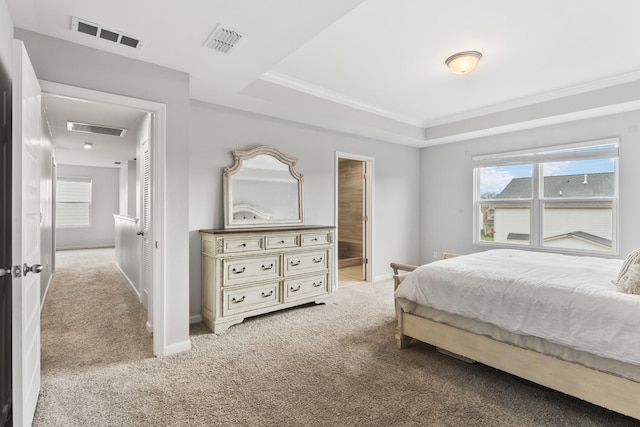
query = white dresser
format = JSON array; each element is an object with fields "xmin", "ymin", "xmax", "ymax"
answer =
[{"xmin": 200, "ymin": 225, "xmax": 335, "ymax": 333}]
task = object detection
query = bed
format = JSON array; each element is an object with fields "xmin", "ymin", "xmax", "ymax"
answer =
[{"xmin": 391, "ymin": 249, "xmax": 640, "ymax": 420}]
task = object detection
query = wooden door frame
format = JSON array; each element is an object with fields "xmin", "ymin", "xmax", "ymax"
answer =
[
  {"xmin": 38, "ymin": 80, "xmax": 169, "ymax": 357},
  {"xmin": 334, "ymin": 152, "xmax": 373, "ymax": 286}
]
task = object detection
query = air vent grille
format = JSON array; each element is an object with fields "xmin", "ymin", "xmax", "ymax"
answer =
[
  {"xmin": 67, "ymin": 121, "xmax": 128, "ymax": 137},
  {"xmin": 71, "ymin": 17, "xmax": 143, "ymax": 49},
  {"xmin": 203, "ymin": 24, "xmax": 245, "ymax": 54}
]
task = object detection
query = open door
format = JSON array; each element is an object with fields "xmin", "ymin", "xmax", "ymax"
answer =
[
  {"xmin": 139, "ymin": 136, "xmax": 152, "ymax": 331},
  {"xmin": 11, "ymin": 40, "xmax": 42, "ymax": 427}
]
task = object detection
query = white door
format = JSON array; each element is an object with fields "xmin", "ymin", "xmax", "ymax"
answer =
[
  {"xmin": 139, "ymin": 137, "xmax": 152, "ymax": 330},
  {"xmin": 12, "ymin": 40, "xmax": 42, "ymax": 427}
]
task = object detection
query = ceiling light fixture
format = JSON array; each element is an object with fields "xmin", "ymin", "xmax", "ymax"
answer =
[
  {"xmin": 445, "ymin": 51, "xmax": 482, "ymax": 75},
  {"xmin": 84, "ymin": 142, "xmax": 93, "ymax": 149}
]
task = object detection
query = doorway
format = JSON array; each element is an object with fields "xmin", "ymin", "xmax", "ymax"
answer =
[
  {"xmin": 336, "ymin": 153, "xmax": 373, "ymax": 285},
  {"xmin": 39, "ymin": 80, "xmax": 168, "ymax": 356}
]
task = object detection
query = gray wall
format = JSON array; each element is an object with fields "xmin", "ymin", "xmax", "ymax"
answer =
[
  {"xmin": 56, "ymin": 165, "xmax": 119, "ymax": 250},
  {"xmin": 188, "ymin": 101, "xmax": 421, "ymax": 317},
  {"xmin": 420, "ymin": 110, "xmax": 640, "ymax": 265},
  {"xmin": 15, "ymin": 28, "xmax": 191, "ymax": 353}
]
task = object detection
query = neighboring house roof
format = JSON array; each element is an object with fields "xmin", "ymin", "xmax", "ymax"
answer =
[
  {"xmin": 545, "ymin": 231, "xmax": 612, "ymax": 248},
  {"xmin": 495, "ymin": 172, "xmax": 614, "ymax": 199},
  {"xmin": 507, "ymin": 233, "xmax": 530, "ymax": 241},
  {"xmin": 506, "ymin": 231, "xmax": 612, "ymax": 248}
]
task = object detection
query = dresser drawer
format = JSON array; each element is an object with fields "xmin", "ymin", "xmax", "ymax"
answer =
[
  {"xmin": 223, "ymin": 282, "xmax": 280, "ymax": 316},
  {"xmin": 265, "ymin": 234, "xmax": 298, "ymax": 249},
  {"xmin": 223, "ymin": 255, "xmax": 280, "ymax": 285},
  {"xmin": 300, "ymin": 232, "xmax": 330, "ymax": 246},
  {"xmin": 283, "ymin": 274, "xmax": 328, "ymax": 302},
  {"xmin": 222, "ymin": 237, "xmax": 263, "ymax": 253},
  {"xmin": 284, "ymin": 250, "xmax": 327, "ymax": 276}
]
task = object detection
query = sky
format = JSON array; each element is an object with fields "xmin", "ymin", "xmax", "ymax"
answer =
[{"xmin": 479, "ymin": 158, "xmax": 615, "ymax": 195}]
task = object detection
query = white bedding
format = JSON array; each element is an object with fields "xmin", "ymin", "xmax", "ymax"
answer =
[{"xmin": 395, "ymin": 249, "xmax": 640, "ymax": 365}]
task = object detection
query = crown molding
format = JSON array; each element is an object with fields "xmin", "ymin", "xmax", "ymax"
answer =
[
  {"xmin": 424, "ymin": 69, "xmax": 640, "ymax": 127},
  {"xmin": 259, "ymin": 71, "xmax": 425, "ymax": 127}
]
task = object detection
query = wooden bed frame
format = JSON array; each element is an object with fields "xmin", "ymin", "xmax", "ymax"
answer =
[{"xmin": 391, "ymin": 261, "xmax": 640, "ymax": 420}]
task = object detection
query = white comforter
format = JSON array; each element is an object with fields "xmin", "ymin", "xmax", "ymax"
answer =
[{"xmin": 395, "ymin": 249, "xmax": 640, "ymax": 365}]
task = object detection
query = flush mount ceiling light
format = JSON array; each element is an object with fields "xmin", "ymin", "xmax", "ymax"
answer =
[
  {"xmin": 445, "ymin": 51, "xmax": 482, "ymax": 75},
  {"xmin": 84, "ymin": 142, "xmax": 93, "ymax": 149}
]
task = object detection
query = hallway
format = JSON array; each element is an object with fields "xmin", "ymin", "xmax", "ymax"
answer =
[{"xmin": 41, "ymin": 248, "xmax": 153, "ymax": 376}]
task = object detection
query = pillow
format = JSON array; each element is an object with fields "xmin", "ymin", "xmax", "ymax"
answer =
[
  {"xmin": 613, "ymin": 248, "xmax": 640, "ymax": 286},
  {"xmin": 616, "ymin": 263, "xmax": 640, "ymax": 295}
]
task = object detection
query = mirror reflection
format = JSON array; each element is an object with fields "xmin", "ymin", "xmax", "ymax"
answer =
[
  {"xmin": 224, "ymin": 146, "xmax": 303, "ymax": 228},
  {"xmin": 233, "ymin": 155, "xmax": 299, "ymax": 221}
]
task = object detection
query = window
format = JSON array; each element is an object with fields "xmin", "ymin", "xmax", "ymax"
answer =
[
  {"xmin": 473, "ymin": 139, "xmax": 618, "ymax": 255},
  {"xmin": 56, "ymin": 176, "xmax": 92, "ymax": 228}
]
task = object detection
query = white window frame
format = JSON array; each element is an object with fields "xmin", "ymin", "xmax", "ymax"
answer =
[
  {"xmin": 473, "ymin": 138, "xmax": 619, "ymax": 256},
  {"xmin": 56, "ymin": 176, "xmax": 92, "ymax": 228}
]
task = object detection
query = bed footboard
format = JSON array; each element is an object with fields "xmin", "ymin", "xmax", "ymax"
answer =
[
  {"xmin": 390, "ymin": 262, "xmax": 418, "ymax": 349},
  {"xmin": 389, "ymin": 262, "xmax": 640, "ymax": 419}
]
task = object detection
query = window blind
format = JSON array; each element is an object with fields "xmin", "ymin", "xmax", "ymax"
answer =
[{"xmin": 56, "ymin": 176, "xmax": 92, "ymax": 228}]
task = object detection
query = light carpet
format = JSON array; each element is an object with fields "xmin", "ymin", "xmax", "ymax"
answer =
[{"xmin": 34, "ymin": 249, "xmax": 637, "ymax": 426}]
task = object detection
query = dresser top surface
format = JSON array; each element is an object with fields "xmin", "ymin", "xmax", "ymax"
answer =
[{"xmin": 200, "ymin": 225, "xmax": 334, "ymax": 235}]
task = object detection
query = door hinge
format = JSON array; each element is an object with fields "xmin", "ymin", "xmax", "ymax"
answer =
[
  {"xmin": 363, "ymin": 173, "xmax": 368, "ymax": 180},
  {"xmin": 364, "ymin": 258, "xmax": 369, "ymax": 264},
  {"xmin": 363, "ymin": 215, "xmax": 369, "ymax": 222}
]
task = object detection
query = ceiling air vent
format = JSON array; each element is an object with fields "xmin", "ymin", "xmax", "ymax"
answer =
[
  {"xmin": 203, "ymin": 24, "xmax": 245, "ymax": 54},
  {"xmin": 71, "ymin": 17, "xmax": 143, "ymax": 49},
  {"xmin": 67, "ymin": 121, "xmax": 128, "ymax": 137}
]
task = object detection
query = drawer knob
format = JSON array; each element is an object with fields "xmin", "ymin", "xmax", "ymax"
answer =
[
  {"xmin": 312, "ymin": 257, "xmax": 323, "ymax": 263},
  {"xmin": 241, "ymin": 243, "xmax": 247, "ymax": 247},
  {"xmin": 279, "ymin": 240, "xmax": 285, "ymax": 244},
  {"xmin": 231, "ymin": 296, "xmax": 246, "ymax": 304},
  {"xmin": 232, "ymin": 267, "xmax": 246, "ymax": 274},
  {"xmin": 312, "ymin": 281, "xmax": 323, "ymax": 287},
  {"xmin": 290, "ymin": 285, "xmax": 301, "ymax": 292},
  {"xmin": 261, "ymin": 264, "xmax": 274, "ymax": 270},
  {"xmin": 261, "ymin": 290, "xmax": 273, "ymax": 298},
  {"xmin": 290, "ymin": 260, "xmax": 301, "ymax": 267},
  {"xmin": 312, "ymin": 238, "xmax": 318, "ymax": 241}
]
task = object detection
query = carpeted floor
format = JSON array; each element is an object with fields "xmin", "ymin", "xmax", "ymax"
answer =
[{"xmin": 34, "ymin": 249, "xmax": 638, "ymax": 426}]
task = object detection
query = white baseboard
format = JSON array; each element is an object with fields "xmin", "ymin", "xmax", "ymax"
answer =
[
  {"xmin": 190, "ymin": 314, "xmax": 203, "ymax": 324},
  {"xmin": 114, "ymin": 261, "xmax": 141, "ymax": 302},
  {"xmin": 161, "ymin": 340, "xmax": 192, "ymax": 357}
]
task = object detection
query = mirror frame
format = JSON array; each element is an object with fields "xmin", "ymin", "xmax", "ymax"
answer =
[{"xmin": 223, "ymin": 146, "xmax": 304, "ymax": 228}]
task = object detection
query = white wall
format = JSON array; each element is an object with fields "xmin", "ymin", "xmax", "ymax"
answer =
[
  {"xmin": 15, "ymin": 29, "xmax": 191, "ymax": 354},
  {"xmin": 56, "ymin": 165, "xmax": 119, "ymax": 250},
  {"xmin": 39, "ymin": 108, "xmax": 54, "ymax": 301},
  {"xmin": 114, "ymin": 215, "xmax": 141, "ymax": 298},
  {"xmin": 188, "ymin": 101, "xmax": 421, "ymax": 317},
  {"xmin": 420, "ymin": 110, "xmax": 640, "ymax": 264}
]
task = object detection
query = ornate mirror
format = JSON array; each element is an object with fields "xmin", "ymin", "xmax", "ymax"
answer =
[{"xmin": 224, "ymin": 146, "xmax": 304, "ymax": 228}]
